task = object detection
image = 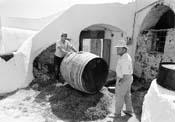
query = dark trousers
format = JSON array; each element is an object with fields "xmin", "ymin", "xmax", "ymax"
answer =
[{"xmin": 54, "ymin": 55, "xmax": 63, "ymax": 80}]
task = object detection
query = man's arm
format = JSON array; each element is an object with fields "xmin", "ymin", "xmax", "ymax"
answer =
[
  {"xmin": 67, "ymin": 41, "xmax": 77, "ymax": 52},
  {"xmin": 70, "ymin": 46, "xmax": 77, "ymax": 52},
  {"xmin": 57, "ymin": 46, "xmax": 69, "ymax": 55}
]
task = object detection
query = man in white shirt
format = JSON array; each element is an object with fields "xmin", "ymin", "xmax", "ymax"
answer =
[
  {"xmin": 114, "ymin": 39, "xmax": 133, "ymax": 118},
  {"xmin": 54, "ymin": 33, "xmax": 77, "ymax": 81}
]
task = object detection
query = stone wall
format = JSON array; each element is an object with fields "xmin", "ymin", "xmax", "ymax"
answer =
[
  {"xmin": 32, "ymin": 44, "xmax": 57, "ymax": 89},
  {"xmin": 134, "ymin": 29, "xmax": 175, "ymax": 86},
  {"xmin": 163, "ymin": 29, "xmax": 175, "ymax": 62}
]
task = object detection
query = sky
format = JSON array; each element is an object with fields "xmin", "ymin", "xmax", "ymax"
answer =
[
  {"xmin": 0, "ymin": 0, "xmax": 135, "ymax": 4},
  {"xmin": 69, "ymin": 0, "xmax": 134, "ymax": 4},
  {"xmin": 0, "ymin": 0, "xmax": 135, "ymax": 18}
]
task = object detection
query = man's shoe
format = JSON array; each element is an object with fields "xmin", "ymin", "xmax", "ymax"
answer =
[{"xmin": 123, "ymin": 110, "xmax": 133, "ymax": 117}]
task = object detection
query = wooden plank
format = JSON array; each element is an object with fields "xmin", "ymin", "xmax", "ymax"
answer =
[
  {"xmin": 79, "ymin": 30, "xmax": 104, "ymax": 51},
  {"xmin": 103, "ymin": 39, "xmax": 111, "ymax": 65},
  {"xmin": 90, "ymin": 39, "xmax": 101, "ymax": 57}
]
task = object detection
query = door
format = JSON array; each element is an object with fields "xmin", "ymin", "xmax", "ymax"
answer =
[
  {"xmin": 103, "ymin": 39, "xmax": 111, "ymax": 65},
  {"xmin": 90, "ymin": 39, "xmax": 102, "ymax": 57}
]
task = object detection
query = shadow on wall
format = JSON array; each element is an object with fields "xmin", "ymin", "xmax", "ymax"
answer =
[
  {"xmin": 0, "ymin": 52, "xmax": 14, "ymax": 61},
  {"xmin": 31, "ymin": 44, "xmax": 57, "ymax": 89}
]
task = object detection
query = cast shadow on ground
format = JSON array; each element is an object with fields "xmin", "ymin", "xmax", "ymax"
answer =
[
  {"xmin": 34, "ymin": 84, "xmax": 112, "ymax": 121},
  {"xmin": 113, "ymin": 115, "xmax": 131, "ymax": 122}
]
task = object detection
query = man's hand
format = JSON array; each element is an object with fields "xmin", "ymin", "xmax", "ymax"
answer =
[
  {"xmin": 71, "ymin": 47, "xmax": 77, "ymax": 52},
  {"xmin": 118, "ymin": 74, "xmax": 132, "ymax": 83}
]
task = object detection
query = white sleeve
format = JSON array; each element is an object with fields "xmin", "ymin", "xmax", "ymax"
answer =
[
  {"xmin": 121, "ymin": 60, "xmax": 133, "ymax": 76},
  {"xmin": 56, "ymin": 40, "xmax": 61, "ymax": 48}
]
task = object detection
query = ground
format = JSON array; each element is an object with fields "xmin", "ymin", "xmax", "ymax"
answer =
[
  {"xmin": 0, "ymin": 79, "xmax": 146, "ymax": 122},
  {"xmin": 0, "ymin": 45, "xmax": 148, "ymax": 122}
]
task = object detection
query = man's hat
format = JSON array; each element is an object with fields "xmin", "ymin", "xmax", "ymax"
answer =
[
  {"xmin": 114, "ymin": 39, "xmax": 128, "ymax": 49},
  {"xmin": 61, "ymin": 33, "xmax": 67, "ymax": 37}
]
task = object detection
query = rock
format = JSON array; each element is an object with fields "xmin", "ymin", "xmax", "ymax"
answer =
[
  {"xmin": 32, "ymin": 44, "xmax": 60, "ymax": 89},
  {"xmin": 46, "ymin": 85, "xmax": 114, "ymax": 121},
  {"xmin": 31, "ymin": 83, "xmax": 39, "ymax": 90}
]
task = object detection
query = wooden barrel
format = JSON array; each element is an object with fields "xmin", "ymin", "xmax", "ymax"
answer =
[
  {"xmin": 60, "ymin": 52, "xmax": 108, "ymax": 94},
  {"xmin": 157, "ymin": 62, "xmax": 175, "ymax": 91}
]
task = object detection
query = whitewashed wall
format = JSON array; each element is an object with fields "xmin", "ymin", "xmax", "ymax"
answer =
[
  {"xmin": 27, "ymin": 3, "xmax": 135, "ymax": 84},
  {"xmin": 1, "ymin": 14, "xmax": 58, "ymax": 31},
  {"xmin": 1, "ymin": 27, "xmax": 37, "ymax": 53},
  {"xmin": 0, "ymin": 3, "xmax": 135, "ymax": 94},
  {"xmin": 31, "ymin": 3, "xmax": 134, "ymax": 61},
  {"xmin": 105, "ymin": 30, "xmax": 124, "ymax": 71},
  {"xmin": 0, "ymin": 18, "xmax": 3, "ymax": 53}
]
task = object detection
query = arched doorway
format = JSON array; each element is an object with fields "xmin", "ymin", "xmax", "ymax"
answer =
[
  {"xmin": 134, "ymin": 4, "xmax": 175, "ymax": 88},
  {"xmin": 79, "ymin": 24, "xmax": 125, "ymax": 71}
]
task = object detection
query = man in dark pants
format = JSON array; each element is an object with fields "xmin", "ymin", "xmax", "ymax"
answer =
[{"xmin": 54, "ymin": 33, "xmax": 77, "ymax": 82}]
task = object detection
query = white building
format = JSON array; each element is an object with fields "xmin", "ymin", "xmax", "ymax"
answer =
[
  {"xmin": 0, "ymin": 0, "xmax": 175, "ymax": 121},
  {"xmin": 133, "ymin": 0, "xmax": 175, "ymax": 84},
  {"xmin": 133, "ymin": 0, "xmax": 175, "ymax": 122},
  {"xmin": 0, "ymin": 0, "xmax": 134, "ymax": 94}
]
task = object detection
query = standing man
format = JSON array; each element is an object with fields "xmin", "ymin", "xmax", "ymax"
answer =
[
  {"xmin": 114, "ymin": 39, "xmax": 133, "ymax": 118},
  {"xmin": 54, "ymin": 33, "xmax": 77, "ymax": 81}
]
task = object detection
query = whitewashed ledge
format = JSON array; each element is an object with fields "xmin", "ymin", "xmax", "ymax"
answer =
[{"xmin": 141, "ymin": 79, "xmax": 175, "ymax": 122}]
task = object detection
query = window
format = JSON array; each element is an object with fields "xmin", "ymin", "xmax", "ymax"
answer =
[
  {"xmin": 152, "ymin": 31, "xmax": 167, "ymax": 53},
  {"xmin": 144, "ymin": 30, "xmax": 167, "ymax": 53}
]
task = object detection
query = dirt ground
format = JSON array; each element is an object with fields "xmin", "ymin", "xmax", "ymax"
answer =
[{"xmin": 0, "ymin": 81, "xmax": 146, "ymax": 122}]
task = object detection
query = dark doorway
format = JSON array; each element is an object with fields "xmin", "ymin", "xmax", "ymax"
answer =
[{"xmin": 79, "ymin": 30, "xmax": 111, "ymax": 66}]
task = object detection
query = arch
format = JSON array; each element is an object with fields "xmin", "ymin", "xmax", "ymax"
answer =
[
  {"xmin": 78, "ymin": 23, "xmax": 125, "ymax": 71},
  {"xmin": 140, "ymin": 4, "xmax": 175, "ymax": 33},
  {"xmin": 134, "ymin": 2, "xmax": 175, "ymax": 85},
  {"xmin": 79, "ymin": 23, "xmax": 125, "ymax": 51},
  {"xmin": 83, "ymin": 24, "xmax": 124, "ymax": 32}
]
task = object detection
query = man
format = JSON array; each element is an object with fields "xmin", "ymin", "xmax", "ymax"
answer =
[
  {"xmin": 54, "ymin": 33, "xmax": 77, "ymax": 81},
  {"xmin": 114, "ymin": 39, "xmax": 133, "ymax": 118}
]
